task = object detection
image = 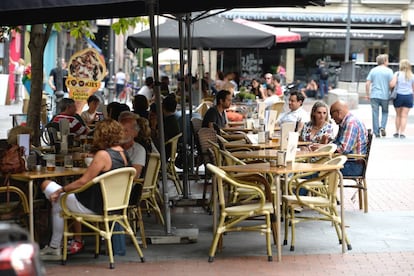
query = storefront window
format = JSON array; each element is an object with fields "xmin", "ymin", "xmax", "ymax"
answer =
[{"xmin": 295, "ymin": 38, "xmax": 401, "ymax": 81}]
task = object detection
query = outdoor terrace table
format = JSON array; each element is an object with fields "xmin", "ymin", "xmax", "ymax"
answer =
[
  {"xmin": 222, "ymin": 140, "xmax": 312, "ymax": 150},
  {"xmin": 228, "ymin": 121, "xmax": 245, "ymax": 127},
  {"xmin": 218, "ymin": 162, "xmax": 345, "ymax": 262},
  {"xmin": 231, "ymin": 149, "xmax": 332, "ymax": 161},
  {"xmin": 11, "ymin": 166, "xmax": 86, "ymax": 241},
  {"xmin": 222, "ymin": 127, "xmax": 255, "ymax": 133}
]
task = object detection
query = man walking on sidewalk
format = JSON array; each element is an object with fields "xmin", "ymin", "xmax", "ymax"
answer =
[{"xmin": 365, "ymin": 54, "xmax": 394, "ymax": 138}]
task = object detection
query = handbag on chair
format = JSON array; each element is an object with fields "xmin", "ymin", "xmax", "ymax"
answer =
[{"xmin": 0, "ymin": 144, "xmax": 27, "ymax": 203}]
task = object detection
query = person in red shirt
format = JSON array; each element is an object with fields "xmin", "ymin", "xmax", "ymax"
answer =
[{"xmin": 52, "ymin": 98, "xmax": 90, "ymax": 138}]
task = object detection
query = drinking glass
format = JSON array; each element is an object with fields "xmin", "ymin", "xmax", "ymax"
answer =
[
  {"xmin": 64, "ymin": 155, "xmax": 73, "ymax": 168},
  {"xmin": 44, "ymin": 154, "xmax": 56, "ymax": 171}
]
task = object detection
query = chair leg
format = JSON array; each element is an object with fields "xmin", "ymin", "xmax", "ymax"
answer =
[
  {"xmin": 137, "ymin": 207, "xmax": 147, "ymax": 248},
  {"xmin": 208, "ymin": 215, "xmax": 226, "ymax": 262},
  {"xmin": 168, "ymin": 163, "xmax": 183, "ymax": 195},
  {"xmin": 362, "ymin": 179, "xmax": 368, "ymax": 213},
  {"xmin": 103, "ymin": 221, "xmax": 115, "ymax": 269},
  {"xmin": 265, "ymin": 213, "xmax": 273, "ymax": 262},
  {"xmin": 270, "ymin": 213, "xmax": 278, "ymax": 246},
  {"xmin": 358, "ymin": 184, "xmax": 363, "ymax": 210},
  {"xmin": 290, "ymin": 207, "xmax": 295, "ymax": 251},
  {"xmin": 202, "ymin": 166, "xmax": 212, "ymax": 212},
  {"xmin": 150, "ymin": 196, "xmax": 165, "ymax": 225},
  {"xmin": 62, "ymin": 218, "xmax": 69, "ymax": 265},
  {"xmin": 122, "ymin": 218, "xmax": 145, "ymax": 263},
  {"xmin": 283, "ymin": 202, "xmax": 289, "ymax": 246}
]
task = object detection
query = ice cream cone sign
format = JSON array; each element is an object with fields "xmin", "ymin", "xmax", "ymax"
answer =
[{"xmin": 66, "ymin": 48, "xmax": 106, "ymax": 113}]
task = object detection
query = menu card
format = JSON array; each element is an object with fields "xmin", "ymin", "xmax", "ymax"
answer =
[
  {"xmin": 17, "ymin": 134, "xmax": 30, "ymax": 157},
  {"xmin": 246, "ymin": 133, "xmax": 258, "ymax": 144},
  {"xmin": 266, "ymin": 110, "xmax": 278, "ymax": 137},
  {"xmin": 285, "ymin": 132, "xmax": 299, "ymax": 164},
  {"xmin": 280, "ymin": 122, "xmax": 296, "ymax": 150},
  {"xmin": 257, "ymin": 102, "xmax": 266, "ymax": 120}
]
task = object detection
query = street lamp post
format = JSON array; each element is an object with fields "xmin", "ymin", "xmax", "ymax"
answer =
[{"xmin": 345, "ymin": 0, "xmax": 352, "ymax": 62}]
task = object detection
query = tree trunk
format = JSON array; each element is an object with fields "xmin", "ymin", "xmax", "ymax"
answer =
[{"xmin": 27, "ymin": 24, "xmax": 52, "ymax": 146}]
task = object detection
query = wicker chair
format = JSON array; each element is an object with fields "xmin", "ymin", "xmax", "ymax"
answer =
[
  {"xmin": 165, "ymin": 133, "xmax": 183, "ymax": 196},
  {"xmin": 206, "ymin": 163, "xmax": 275, "ymax": 262},
  {"xmin": 60, "ymin": 167, "xmax": 145, "ymax": 269},
  {"xmin": 282, "ymin": 155, "xmax": 351, "ymax": 252},
  {"xmin": 343, "ymin": 129, "xmax": 373, "ymax": 213}
]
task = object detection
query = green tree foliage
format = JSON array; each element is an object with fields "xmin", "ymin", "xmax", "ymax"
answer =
[{"xmin": 2, "ymin": 17, "xmax": 148, "ymax": 146}]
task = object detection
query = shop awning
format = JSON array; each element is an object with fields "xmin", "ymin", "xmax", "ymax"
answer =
[
  {"xmin": 145, "ymin": 48, "xmax": 182, "ymax": 65},
  {"xmin": 233, "ymin": 18, "xmax": 302, "ymax": 43},
  {"xmin": 291, "ymin": 28, "xmax": 405, "ymax": 40}
]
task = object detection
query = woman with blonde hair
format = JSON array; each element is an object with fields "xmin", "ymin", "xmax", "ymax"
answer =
[
  {"xmin": 390, "ymin": 59, "xmax": 414, "ymax": 138},
  {"xmin": 300, "ymin": 101, "xmax": 336, "ymax": 144}
]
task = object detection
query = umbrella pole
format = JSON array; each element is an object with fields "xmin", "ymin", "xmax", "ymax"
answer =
[
  {"xmin": 142, "ymin": 12, "xmax": 199, "ymax": 244},
  {"xmin": 148, "ymin": 1, "xmax": 171, "ymax": 235}
]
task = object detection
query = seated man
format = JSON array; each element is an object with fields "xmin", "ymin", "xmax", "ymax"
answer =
[
  {"xmin": 150, "ymin": 94, "xmax": 181, "ymax": 160},
  {"xmin": 330, "ymin": 100, "xmax": 368, "ymax": 176},
  {"xmin": 137, "ymin": 76, "xmax": 154, "ymax": 103},
  {"xmin": 278, "ymin": 90, "xmax": 308, "ymax": 133},
  {"xmin": 162, "ymin": 94, "xmax": 181, "ymax": 160},
  {"xmin": 118, "ymin": 111, "xmax": 146, "ymax": 215},
  {"xmin": 118, "ymin": 111, "xmax": 146, "ymax": 178},
  {"xmin": 263, "ymin": 83, "xmax": 282, "ymax": 109},
  {"xmin": 52, "ymin": 98, "xmax": 90, "ymax": 138},
  {"xmin": 202, "ymin": 89, "xmax": 232, "ymax": 130}
]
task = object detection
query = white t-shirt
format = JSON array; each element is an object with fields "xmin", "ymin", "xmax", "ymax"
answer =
[
  {"xmin": 137, "ymin": 85, "xmax": 153, "ymax": 101},
  {"xmin": 264, "ymin": 95, "xmax": 282, "ymax": 109},
  {"xmin": 278, "ymin": 106, "xmax": 308, "ymax": 125},
  {"xmin": 115, "ymin": 71, "xmax": 126, "ymax": 85},
  {"xmin": 126, "ymin": 142, "xmax": 146, "ymax": 167}
]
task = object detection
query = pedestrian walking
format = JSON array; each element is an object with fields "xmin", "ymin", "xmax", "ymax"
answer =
[
  {"xmin": 316, "ymin": 60, "xmax": 329, "ymax": 100},
  {"xmin": 365, "ymin": 54, "xmax": 394, "ymax": 138},
  {"xmin": 390, "ymin": 59, "xmax": 414, "ymax": 139}
]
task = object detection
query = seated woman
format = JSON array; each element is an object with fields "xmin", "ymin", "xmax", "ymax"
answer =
[
  {"xmin": 301, "ymin": 79, "xmax": 318, "ymax": 98},
  {"xmin": 80, "ymin": 95, "xmax": 103, "ymax": 125},
  {"xmin": 136, "ymin": 117, "xmax": 158, "ymax": 154},
  {"xmin": 250, "ymin": 78, "xmax": 264, "ymax": 99},
  {"xmin": 39, "ymin": 119, "xmax": 133, "ymax": 260},
  {"xmin": 300, "ymin": 101, "xmax": 336, "ymax": 145}
]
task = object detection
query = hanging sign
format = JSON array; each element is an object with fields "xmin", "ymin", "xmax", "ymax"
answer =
[{"xmin": 66, "ymin": 48, "xmax": 106, "ymax": 101}]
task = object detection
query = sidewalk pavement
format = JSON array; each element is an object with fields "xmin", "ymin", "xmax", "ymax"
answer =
[{"xmin": 2, "ymin": 99, "xmax": 414, "ymax": 275}]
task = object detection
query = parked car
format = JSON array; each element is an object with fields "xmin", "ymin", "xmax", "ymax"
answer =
[{"xmin": 0, "ymin": 222, "xmax": 45, "ymax": 276}]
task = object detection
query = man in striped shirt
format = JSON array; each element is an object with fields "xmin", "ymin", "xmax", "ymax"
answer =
[
  {"xmin": 52, "ymin": 98, "xmax": 90, "ymax": 138},
  {"xmin": 330, "ymin": 100, "xmax": 368, "ymax": 176}
]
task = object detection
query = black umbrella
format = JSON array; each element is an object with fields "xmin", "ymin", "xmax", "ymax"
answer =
[
  {"xmin": 0, "ymin": 0, "xmax": 326, "ymax": 237},
  {"xmin": 127, "ymin": 15, "xmax": 276, "ymax": 50},
  {"xmin": 0, "ymin": 0, "xmax": 325, "ymax": 25}
]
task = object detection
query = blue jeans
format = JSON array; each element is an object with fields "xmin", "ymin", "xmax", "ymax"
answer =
[
  {"xmin": 370, "ymin": 98, "xmax": 389, "ymax": 136},
  {"xmin": 341, "ymin": 160, "xmax": 364, "ymax": 177},
  {"xmin": 319, "ymin": 79, "xmax": 328, "ymax": 99}
]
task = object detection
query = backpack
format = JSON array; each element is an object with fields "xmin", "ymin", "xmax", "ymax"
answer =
[{"xmin": 320, "ymin": 67, "xmax": 329, "ymax": 80}]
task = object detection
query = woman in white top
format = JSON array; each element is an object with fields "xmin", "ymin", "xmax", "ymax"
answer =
[
  {"xmin": 80, "ymin": 95, "xmax": 103, "ymax": 125},
  {"xmin": 390, "ymin": 59, "xmax": 414, "ymax": 138}
]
